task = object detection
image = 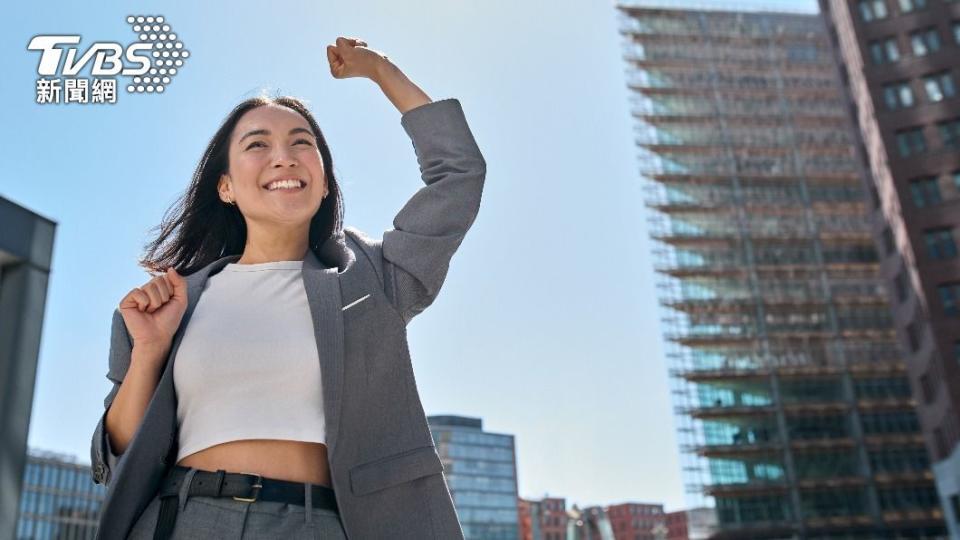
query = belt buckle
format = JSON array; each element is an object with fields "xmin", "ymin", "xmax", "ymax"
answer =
[{"xmin": 232, "ymin": 472, "xmax": 263, "ymax": 503}]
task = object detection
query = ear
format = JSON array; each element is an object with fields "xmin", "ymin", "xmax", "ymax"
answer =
[{"xmin": 218, "ymin": 174, "xmax": 233, "ymax": 203}]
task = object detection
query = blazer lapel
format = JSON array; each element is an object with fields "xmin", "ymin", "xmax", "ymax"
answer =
[{"xmin": 301, "ymin": 247, "xmax": 347, "ymax": 454}]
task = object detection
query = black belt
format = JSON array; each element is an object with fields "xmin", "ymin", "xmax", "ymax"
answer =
[{"xmin": 152, "ymin": 465, "xmax": 338, "ymax": 540}]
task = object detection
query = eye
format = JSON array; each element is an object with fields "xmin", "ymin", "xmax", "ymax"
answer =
[{"xmin": 245, "ymin": 139, "xmax": 313, "ymax": 150}]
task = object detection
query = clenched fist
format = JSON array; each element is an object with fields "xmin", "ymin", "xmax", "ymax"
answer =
[
  {"xmin": 118, "ymin": 267, "xmax": 189, "ymax": 357},
  {"xmin": 325, "ymin": 36, "xmax": 390, "ymax": 81}
]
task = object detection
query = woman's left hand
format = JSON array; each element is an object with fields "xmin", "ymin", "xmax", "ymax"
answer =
[{"xmin": 326, "ymin": 36, "xmax": 389, "ymax": 81}]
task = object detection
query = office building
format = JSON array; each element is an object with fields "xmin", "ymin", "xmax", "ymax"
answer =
[
  {"xmin": 428, "ymin": 415, "xmax": 520, "ymax": 540},
  {"xmin": 15, "ymin": 448, "xmax": 108, "ymax": 540},
  {"xmin": 0, "ymin": 195, "xmax": 57, "ymax": 540},
  {"xmin": 819, "ymin": 0, "xmax": 960, "ymax": 536},
  {"xmin": 616, "ymin": 5, "xmax": 946, "ymax": 538}
]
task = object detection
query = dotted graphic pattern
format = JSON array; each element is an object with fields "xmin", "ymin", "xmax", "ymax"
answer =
[{"xmin": 124, "ymin": 15, "xmax": 188, "ymax": 94}]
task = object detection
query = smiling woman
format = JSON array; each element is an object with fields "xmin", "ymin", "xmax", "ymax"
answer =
[
  {"xmin": 135, "ymin": 94, "xmax": 343, "ymax": 275},
  {"xmin": 99, "ymin": 91, "xmax": 350, "ymax": 540},
  {"xmin": 219, "ymin": 105, "xmax": 332, "ymax": 263},
  {"xmin": 91, "ymin": 36, "xmax": 485, "ymax": 540}
]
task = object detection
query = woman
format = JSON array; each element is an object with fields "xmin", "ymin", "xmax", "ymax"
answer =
[{"xmin": 91, "ymin": 36, "xmax": 486, "ymax": 539}]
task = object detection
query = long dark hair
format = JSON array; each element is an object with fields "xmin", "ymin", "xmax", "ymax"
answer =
[{"xmin": 138, "ymin": 93, "xmax": 344, "ymax": 276}]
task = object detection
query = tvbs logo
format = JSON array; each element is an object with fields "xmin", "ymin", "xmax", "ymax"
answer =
[{"xmin": 27, "ymin": 15, "xmax": 189, "ymax": 105}]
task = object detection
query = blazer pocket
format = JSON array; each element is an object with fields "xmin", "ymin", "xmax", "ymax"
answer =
[
  {"xmin": 341, "ymin": 293, "xmax": 376, "ymax": 316},
  {"xmin": 349, "ymin": 445, "xmax": 444, "ymax": 496}
]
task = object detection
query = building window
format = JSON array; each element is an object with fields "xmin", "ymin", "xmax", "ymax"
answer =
[
  {"xmin": 860, "ymin": 0, "xmax": 889, "ymax": 21},
  {"xmin": 869, "ymin": 37, "xmax": 901, "ymax": 64},
  {"xmin": 883, "ymin": 81, "xmax": 915, "ymax": 109},
  {"xmin": 924, "ymin": 228, "xmax": 958, "ymax": 260},
  {"xmin": 895, "ymin": 127, "xmax": 927, "ymax": 157},
  {"xmin": 898, "ymin": 0, "xmax": 927, "ymax": 12},
  {"xmin": 939, "ymin": 283, "xmax": 960, "ymax": 317},
  {"xmin": 955, "ymin": 341, "xmax": 960, "ymax": 363},
  {"xmin": 909, "ymin": 176, "xmax": 942, "ymax": 207},
  {"xmin": 954, "ymin": 22, "xmax": 960, "ymax": 45},
  {"xmin": 923, "ymin": 71, "xmax": 957, "ymax": 102},
  {"xmin": 787, "ymin": 43, "xmax": 819, "ymax": 62},
  {"xmin": 910, "ymin": 28, "xmax": 941, "ymax": 56},
  {"xmin": 939, "ymin": 118, "xmax": 960, "ymax": 149}
]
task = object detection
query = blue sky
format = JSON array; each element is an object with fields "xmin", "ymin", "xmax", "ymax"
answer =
[{"xmin": 1, "ymin": 0, "xmax": 817, "ymax": 512}]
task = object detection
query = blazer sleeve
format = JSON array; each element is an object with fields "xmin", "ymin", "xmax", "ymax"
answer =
[
  {"xmin": 356, "ymin": 97, "xmax": 485, "ymax": 325},
  {"xmin": 90, "ymin": 308, "xmax": 133, "ymax": 486}
]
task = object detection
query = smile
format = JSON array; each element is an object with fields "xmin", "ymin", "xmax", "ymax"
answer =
[{"xmin": 264, "ymin": 179, "xmax": 306, "ymax": 191}]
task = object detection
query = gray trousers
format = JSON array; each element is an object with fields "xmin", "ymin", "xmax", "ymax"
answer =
[{"xmin": 126, "ymin": 467, "xmax": 348, "ymax": 539}]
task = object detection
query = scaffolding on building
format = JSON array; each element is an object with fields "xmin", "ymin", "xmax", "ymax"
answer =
[{"xmin": 617, "ymin": 5, "xmax": 946, "ymax": 539}]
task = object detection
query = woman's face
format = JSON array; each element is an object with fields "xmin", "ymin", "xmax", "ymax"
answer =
[{"xmin": 218, "ymin": 104, "xmax": 327, "ymax": 228}]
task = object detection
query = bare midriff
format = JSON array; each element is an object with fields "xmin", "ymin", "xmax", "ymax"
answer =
[{"xmin": 176, "ymin": 439, "xmax": 332, "ymax": 487}]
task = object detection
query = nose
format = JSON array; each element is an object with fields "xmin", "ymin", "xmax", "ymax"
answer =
[{"xmin": 270, "ymin": 145, "xmax": 299, "ymax": 167}]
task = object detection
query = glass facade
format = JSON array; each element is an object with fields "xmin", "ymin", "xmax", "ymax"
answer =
[
  {"xmin": 427, "ymin": 415, "xmax": 519, "ymax": 540},
  {"xmin": 15, "ymin": 449, "xmax": 107, "ymax": 540},
  {"xmin": 618, "ymin": 6, "xmax": 946, "ymax": 539}
]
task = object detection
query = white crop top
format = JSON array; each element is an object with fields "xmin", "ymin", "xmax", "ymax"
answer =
[{"xmin": 173, "ymin": 259, "xmax": 325, "ymax": 463}]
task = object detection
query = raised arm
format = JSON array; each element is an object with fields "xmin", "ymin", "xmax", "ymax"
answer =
[
  {"xmin": 387, "ymin": 98, "xmax": 486, "ymax": 323},
  {"xmin": 344, "ymin": 97, "xmax": 485, "ymax": 324},
  {"xmin": 328, "ymin": 37, "xmax": 486, "ymax": 324}
]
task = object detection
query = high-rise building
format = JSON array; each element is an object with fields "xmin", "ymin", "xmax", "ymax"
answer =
[
  {"xmin": 819, "ymin": 1, "xmax": 960, "ymax": 537},
  {"xmin": 15, "ymin": 448, "xmax": 108, "ymax": 540},
  {"xmin": 428, "ymin": 415, "xmax": 520, "ymax": 540},
  {"xmin": 616, "ymin": 5, "xmax": 946, "ymax": 538},
  {"xmin": 0, "ymin": 195, "xmax": 56, "ymax": 540}
]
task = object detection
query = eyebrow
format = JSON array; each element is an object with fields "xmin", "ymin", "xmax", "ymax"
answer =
[{"xmin": 238, "ymin": 127, "xmax": 315, "ymax": 145}]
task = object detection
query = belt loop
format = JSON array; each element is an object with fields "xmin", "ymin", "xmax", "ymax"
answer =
[
  {"xmin": 178, "ymin": 467, "xmax": 199, "ymax": 513},
  {"xmin": 304, "ymin": 482, "xmax": 313, "ymax": 525},
  {"xmin": 214, "ymin": 469, "xmax": 225, "ymax": 496}
]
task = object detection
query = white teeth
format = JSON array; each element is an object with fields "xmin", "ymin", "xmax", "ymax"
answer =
[{"xmin": 266, "ymin": 179, "xmax": 304, "ymax": 190}]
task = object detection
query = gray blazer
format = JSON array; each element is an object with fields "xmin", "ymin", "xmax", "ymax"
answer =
[{"xmin": 90, "ymin": 97, "xmax": 485, "ymax": 539}]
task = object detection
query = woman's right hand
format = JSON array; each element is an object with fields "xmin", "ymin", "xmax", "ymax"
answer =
[{"xmin": 118, "ymin": 267, "xmax": 188, "ymax": 359}]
